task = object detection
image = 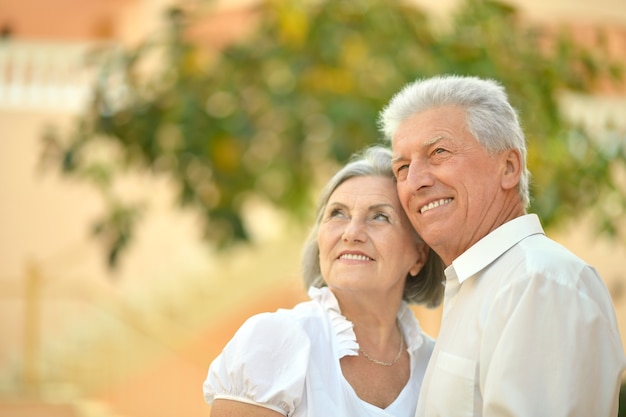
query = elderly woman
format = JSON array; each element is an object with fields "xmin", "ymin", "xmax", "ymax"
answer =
[{"xmin": 203, "ymin": 145, "xmax": 444, "ymax": 417}]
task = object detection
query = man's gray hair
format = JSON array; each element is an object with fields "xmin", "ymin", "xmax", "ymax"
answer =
[{"xmin": 378, "ymin": 75, "xmax": 530, "ymax": 208}]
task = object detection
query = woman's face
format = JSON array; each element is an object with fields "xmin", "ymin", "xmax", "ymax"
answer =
[{"xmin": 317, "ymin": 175, "xmax": 427, "ymax": 296}]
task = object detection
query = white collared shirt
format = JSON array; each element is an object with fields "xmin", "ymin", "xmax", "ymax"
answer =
[
  {"xmin": 416, "ymin": 214, "xmax": 626, "ymax": 417},
  {"xmin": 204, "ymin": 286, "xmax": 434, "ymax": 417}
]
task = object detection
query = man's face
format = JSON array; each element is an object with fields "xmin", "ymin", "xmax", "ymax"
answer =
[{"xmin": 391, "ymin": 105, "xmax": 509, "ymax": 264}]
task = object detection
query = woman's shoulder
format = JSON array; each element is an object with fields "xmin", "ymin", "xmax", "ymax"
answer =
[
  {"xmin": 233, "ymin": 299, "xmax": 327, "ymax": 343},
  {"xmin": 205, "ymin": 303, "xmax": 319, "ymax": 414}
]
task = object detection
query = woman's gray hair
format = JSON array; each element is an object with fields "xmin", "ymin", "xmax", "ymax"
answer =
[
  {"xmin": 301, "ymin": 145, "xmax": 444, "ymax": 307},
  {"xmin": 378, "ymin": 74, "xmax": 531, "ymax": 209}
]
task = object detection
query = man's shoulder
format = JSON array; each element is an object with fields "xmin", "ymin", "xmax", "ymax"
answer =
[{"xmin": 517, "ymin": 233, "xmax": 590, "ymax": 272}]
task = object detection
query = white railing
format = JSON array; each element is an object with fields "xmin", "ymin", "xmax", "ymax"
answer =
[{"xmin": 0, "ymin": 40, "xmax": 110, "ymax": 113}]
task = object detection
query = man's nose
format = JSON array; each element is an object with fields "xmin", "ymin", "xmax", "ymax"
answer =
[{"xmin": 405, "ymin": 161, "xmax": 434, "ymax": 192}]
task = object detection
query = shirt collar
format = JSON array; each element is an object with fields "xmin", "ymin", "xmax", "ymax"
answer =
[
  {"xmin": 308, "ymin": 286, "xmax": 424, "ymax": 358},
  {"xmin": 448, "ymin": 214, "xmax": 545, "ymax": 284}
]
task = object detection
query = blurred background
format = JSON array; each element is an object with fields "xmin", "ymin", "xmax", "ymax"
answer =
[{"xmin": 1, "ymin": 0, "xmax": 626, "ymax": 416}]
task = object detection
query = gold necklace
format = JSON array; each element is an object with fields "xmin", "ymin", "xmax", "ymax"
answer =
[{"xmin": 358, "ymin": 333, "xmax": 404, "ymax": 367}]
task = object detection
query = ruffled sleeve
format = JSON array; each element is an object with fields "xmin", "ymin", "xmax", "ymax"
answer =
[{"xmin": 203, "ymin": 311, "xmax": 311, "ymax": 415}]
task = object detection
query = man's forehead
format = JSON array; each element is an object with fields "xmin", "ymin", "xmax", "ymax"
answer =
[{"xmin": 391, "ymin": 135, "xmax": 445, "ymax": 160}]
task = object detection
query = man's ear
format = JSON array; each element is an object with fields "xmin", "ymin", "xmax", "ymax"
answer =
[
  {"xmin": 409, "ymin": 242, "xmax": 429, "ymax": 277},
  {"xmin": 501, "ymin": 149, "xmax": 522, "ymax": 191}
]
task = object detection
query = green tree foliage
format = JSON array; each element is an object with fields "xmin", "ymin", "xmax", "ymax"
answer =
[{"xmin": 41, "ymin": 0, "xmax": 626, "ymax": 268}]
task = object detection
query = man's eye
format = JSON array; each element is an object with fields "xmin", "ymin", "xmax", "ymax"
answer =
[
  {"xmin": 433, "ymin": 147, "xmax": 447, "ymax": 155},
  {"xmin": 395, "ymin": 164, "xmax": 409, "ymax": 176}
]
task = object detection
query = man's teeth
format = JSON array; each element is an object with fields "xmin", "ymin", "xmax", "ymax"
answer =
[
  {"xmin": 420, "ymin": 198, "xmax": 452, "ymax": 214},
  {"xmin": 340, "ymin": 254, "xmax": 371, "ymax": 261}
]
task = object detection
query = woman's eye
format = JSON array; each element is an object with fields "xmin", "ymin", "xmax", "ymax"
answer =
[
  {"xmin": 373, "ymin": 212, "xmax": 390, "ymax": 222},
  {"xmin": 329, "ymin": 208, "xmax": 345, "ymax": 218}
]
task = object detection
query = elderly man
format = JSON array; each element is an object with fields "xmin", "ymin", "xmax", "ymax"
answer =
[{"xmin": 379, "ymin": 74, "xmax": 625, "ymax": 416}]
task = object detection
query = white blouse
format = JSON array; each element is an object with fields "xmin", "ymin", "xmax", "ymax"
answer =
[{"xmin": 204, "ymin": 286, "xmax": 434, "ymax": 417}]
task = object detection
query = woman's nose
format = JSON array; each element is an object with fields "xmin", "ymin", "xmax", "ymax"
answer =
[{"xmin": 341, "ymin": 219, "xmax": 366, "ymax": 242}]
